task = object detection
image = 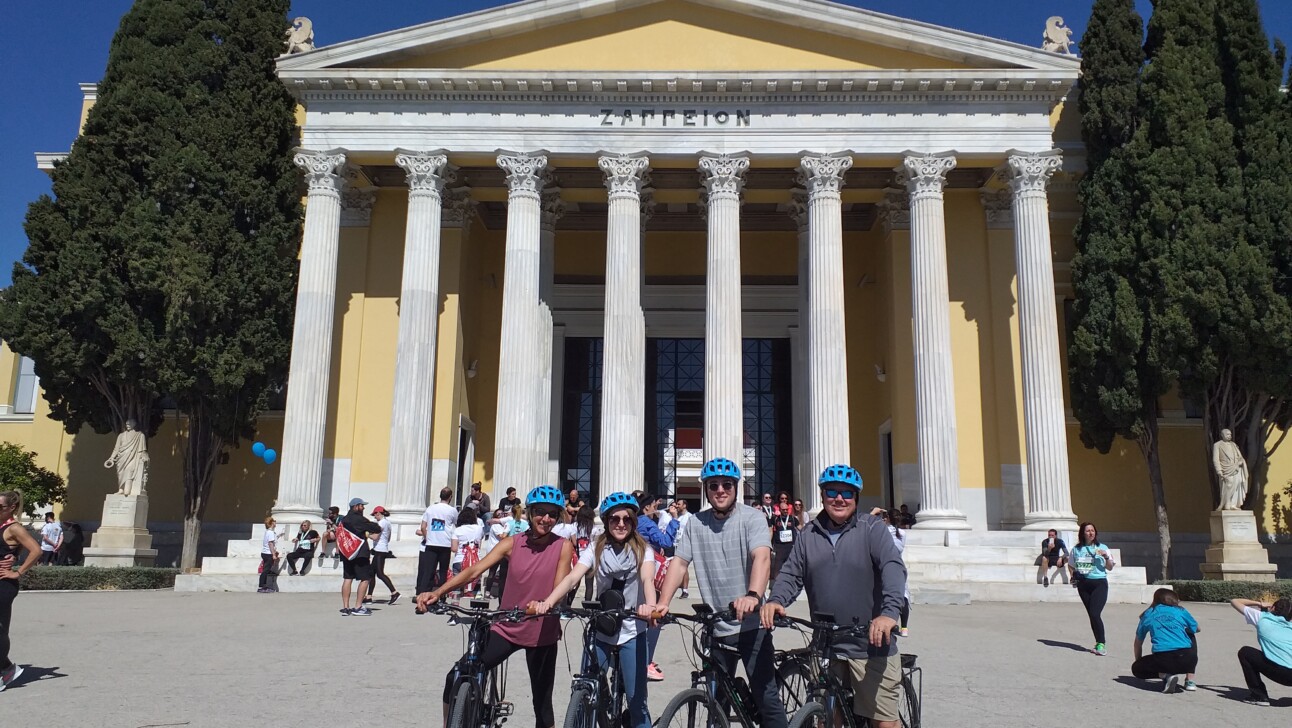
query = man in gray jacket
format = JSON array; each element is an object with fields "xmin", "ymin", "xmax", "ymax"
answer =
[{"xmin": 760, "ymin": 464, "xmax": 907, "ymax": 728}]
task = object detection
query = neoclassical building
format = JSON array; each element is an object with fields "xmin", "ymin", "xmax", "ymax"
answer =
[{"xmin": 10, "ymin": 0, "xmax": 1284, "ymax": 578}]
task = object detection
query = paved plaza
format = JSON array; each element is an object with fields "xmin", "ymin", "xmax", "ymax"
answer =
[{"xmin": 2, "ymin": 590, "xmax": 1287, "ymax": 725}]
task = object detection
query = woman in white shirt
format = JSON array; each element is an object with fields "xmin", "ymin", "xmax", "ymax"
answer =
[
  {"xmin": 367, "ymin": 507, "xmax": 400, "ymax": 605},
  {"xmin": 258, "ymin": 517, "xmax": 278, "ymax": 593},
  {"xmin": 450, "ymin": 507, "xmax": 486, "ymax": 598}
]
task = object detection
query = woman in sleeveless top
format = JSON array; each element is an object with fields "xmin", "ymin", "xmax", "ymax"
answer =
[
  {"xmin": 1, "ymin": 490, "xmax": 41, "ymax": 691},
  {"xmin": 418, "ymin": 486, "xmax": 572, "ymax": 728}
]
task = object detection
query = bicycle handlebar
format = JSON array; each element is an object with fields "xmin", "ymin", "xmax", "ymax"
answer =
[{"xmin": 772, "ymin": 613, "xmax": 867, "ymax": 638}]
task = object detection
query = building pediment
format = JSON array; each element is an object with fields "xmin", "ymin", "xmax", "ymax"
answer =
[{"xmin": 278, "ymin": 0, "xmax": 1080, "ymax": 75}]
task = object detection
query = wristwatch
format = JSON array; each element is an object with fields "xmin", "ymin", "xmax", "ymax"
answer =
[{"xmin": 745, "ymin": 590, "xmax": 762, "ymax": 603}]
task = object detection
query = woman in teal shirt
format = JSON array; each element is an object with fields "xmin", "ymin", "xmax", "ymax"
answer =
[
  {"xmin": 1133, "ymin": 588, "xmax": 1200, "ymax": 692},
  {"xmin": 1231, "ymin": 597, "xmax": 1292, "ymax": 706},
  {"xmin": 1068, "ymin": 522, "xmax": 1115, "ymax": 655}
]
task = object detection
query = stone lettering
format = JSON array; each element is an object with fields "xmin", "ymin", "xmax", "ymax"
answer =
[
  {"xmin": 621, "ymin": 109, "xmax": 634, "ymax": 125},
  {"xmin": 600, "ymin": 109, "xmax": 616, "ymax": 126},
  {"xmin": 662, "ymin": 110, "xmax": 676, "ymax": 126},
  {"xmin": 714, "ymin": 111, "xmax": 729, "ymax": 124},
  {"xmin": 737, "ymin": 110, "xmax": 751, "ymax": 126},
  {"xmin": 683, "ymin": 110, "xmax": 697, "ymax": 126},
  {"xmin": 594, "ymin": 109, "xmax": 751, "ymax": 127}
]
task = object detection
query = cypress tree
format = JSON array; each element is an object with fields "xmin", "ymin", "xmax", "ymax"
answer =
[{"xmin": 0, "ymin": 0, "xmax": 301, "ymax": 569}]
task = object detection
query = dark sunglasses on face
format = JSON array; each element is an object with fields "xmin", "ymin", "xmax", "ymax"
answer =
[
  {"xmin": 530, "ymin": 507, "xmax": 560, "ymax": 520},
  {"xmin": 607, "ymin": 514, "xmax": 634, "ymax": 526},
  {"xmin": 822, "ymin": 488, "xmax": 856, "ymax": 501},
  {"xmin": 707, "ymin": 481, "xmax": 736, "ymax": 492}
]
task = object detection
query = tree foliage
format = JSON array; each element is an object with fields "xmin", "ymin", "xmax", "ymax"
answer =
[{"xmin": 0, "ymin": 442, "xmax": 68, "ymax": 519}]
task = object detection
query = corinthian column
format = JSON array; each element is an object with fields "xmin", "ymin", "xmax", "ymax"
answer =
[
  {"xmin": 788, "ymin": 191, "xmax": 813, "ymax": 510},
  {"xmin": 598, "ymin": 154, "xmax": 650, "ymax": 496},
  {"xmin": 493, "ymin": 152, "xmax": 548, "ymax": 499},
  {"xmin": 1006, "ymin": 149, "xmax": 1079, "ymax": 531},
  {"xmin": 800, "ymin": 154, "xmax": 854, "ymax": 488},
  {"xmin": 384, "ymin": 150, "xmax": 450, "ymax": 527},
  {"xmin": 275, "ymin": 149, "xmax": 347, "ymax": 524},
  {"xmin": 900, "ymin": 152, "xmax": 970, "ymax": 530},
  {"xmin": 534, "ymin": 189, "xmax": 564, "ymax": 487},
  {"xmin": 698, "ymin": 154, "xmax": 750, "ymax": 467}
]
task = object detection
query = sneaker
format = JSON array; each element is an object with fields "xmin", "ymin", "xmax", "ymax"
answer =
[
  {"xmin": 1244, "ymin": 694, "xmax": 1271, "ymax": 707},
  {"xmin": 351, "ymin": 607, "xmax": 373, "ymax": 616},
  {"xmin": 1163, "ymin": 674, "xmax": 1182, "ymax": 694},
  {"xmin": 339, "ymin": 608, "xmax": 352, "ymax": 616},
  {"xmin": 1183, "ymin": 680, "xmax": 1197, "ymax": 692},
  {"xmin": 899, "ymin": 627, "xmax": 910, "ymax": 638},
  {"xmin": 287, "ymin": 569, "xmax": 297, "ymax": 576},
  {"xmin": 1093, "ymin": 643, "xmax": 1107, "ymax": 656},
  {"xmin": 647, "ymin": 663, "xmax": 664, "ymax": 681},
  {"xmin": 257, "ymin": 587, "xmax": 270, "ymax": 593},
  {"xmin": 680, "ymin": 589, "xmax": 690, "ymax": 599},
  {"xmin": 389, "ymin": 592, "xmax": 402, "ymax": 606},
  {"xmin": 0, "ymin": 664, "xmax": 23, "ymax": 692},
  {"xmin": 1042, "ymin": 576, "xmax": 1049, "ymax": 587}
]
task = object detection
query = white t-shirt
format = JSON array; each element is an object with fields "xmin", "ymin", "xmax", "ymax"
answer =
[
  {"xmin": 675, "ymin": 512, "xmax": 692, "ymax": 536},
  {"xmin": 579, "ymin": 543, "xmax": 656, "ymax": 645},
  {"xmin": 261, "ymin": 529, "xmax": 278, "ymax": 555},
  {"xmin": 40, "ymin": 522, "xmax": 62, "ymax": 552},
  {"xmin": 373, "ymin": 518, "xmax": 393, "ymax": 553},
  {"xmin": 421, "ymin": 502, "xmax": 458, "ymax": 548},
  {"xmin": 657, "ymin": 510, "xmax": 674, "ymax": 532},
  {"xmin": 551, "ymin": 522, "xmax": 578, "ymax": 539},
  {"xmin": 452, "ymin": 524, "xmax": 485, "ymax": 566}
]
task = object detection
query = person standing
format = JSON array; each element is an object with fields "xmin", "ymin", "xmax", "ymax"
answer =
[
  {"xmin": 417, "ymin": 487, "xmax": 458, "ymax": 596},
  {"xmin": 286, "ymin": 520, "xmax": 319, "ymax": 576},
  {"xmin": 38, "ymin": 513, "xmax": 62, "ymax": 566},
  {"xmin": 671, "ymin": 498, "xmax": 693, "ymax": 598},
  {"xmin": 368, "ymin": 506, "xmax": 400, "ymax": 605},
  {"xmin": 1069, "ymin": 521, "xmax": 1116, "ymax": 655},
  {"xmin": 769, "ymin": 500, "xmax": 797, "ymax": 582},
  {"xmin": 653, "ymin": 458, "xmax": 787, "ymax": 728},
  {"xmin": 637, "ymin": 493, "xmax": 679, "ymax": 681},
  {"xmin": 875, "ymin": 508, "xmax": 911, "ymax": 637},
  {"xmin": 1133, "ymin": 588, "xmax": 1200, "ymax": 693},
  {"xmin": 764, "ymin": 466, "xmax": 907, "ymax": 728},
  {"xmin": 418, "ymin": 486, "xmax": 572, "ymax": 728},
  {"xmin": 0, "ymin": 490, "xmax": 41, "ymax": 692},
  {"xmin": 258, "ymin": 517, "xmax": 279, "ymax": 593},
  {"xmin": 450, "ymin": 506, "xmax": 485, "ymax": 598},
  {"xmin": 1040, "ymin": 528, "xmax": 1069, "ymax": 587},
  {"xmin": 1231, "ymin": 596, "xmax": 1292, "ymax": 705},
  {"xmin": 58, "ymin": 521, "xmax": 85, "ymax": 566},
  {"xmin": 339, "ymin": 498, "xmax": 380, "ymax": 616}
]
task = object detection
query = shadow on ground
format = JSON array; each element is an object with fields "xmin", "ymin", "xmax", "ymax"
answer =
[
  {"xmin": 1036, "ymin": 639, "xmax": 1088, "ymax": 652},
  {"xmin": 6, "ymin": 665, "xmax": 67, "ymax": 690}
]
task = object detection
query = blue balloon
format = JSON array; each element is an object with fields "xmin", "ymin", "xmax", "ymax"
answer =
[
  {"xmin": 263, "ymin": 449, "xmax": 277, "ymax": 465},
  {"xmin": 251, "ymin": 441, "xmax": 266, "ymax": 457}
]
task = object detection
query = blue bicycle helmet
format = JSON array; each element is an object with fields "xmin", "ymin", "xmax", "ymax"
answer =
[
  {"xmin": 818, "ymin": 464, "xmax": 862, "ymax": 490},
  {"xmin": 599, "ymin": 492, "xmax": 640, "ymax": 517},
  {"xmin": 700, "ymin": 457, "xmax": 742, "ymax": 482},
  {"xmin": 526, "ymin": 485, "xmax": 566, "ymax": 508}
]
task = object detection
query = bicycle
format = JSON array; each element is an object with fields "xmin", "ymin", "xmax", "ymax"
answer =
[
  {"xmin": 432, "ymin": 599, "xmax": 545, "ymax": 728},
  {"xmin": 655, "ymin": 602, "xmax": 810, "ymax": 728},
  {"xmin": 773, "ymin": 613, "xmax": 921, "ymax": 728},
  {"xmin": 560, "ymin": 601, "xmax": 649, "ymax": 728}
]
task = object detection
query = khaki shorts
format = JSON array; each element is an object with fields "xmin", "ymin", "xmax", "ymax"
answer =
[{"xmin": 829, "ymin": 654, "xmax": 902, "ymax": 722}]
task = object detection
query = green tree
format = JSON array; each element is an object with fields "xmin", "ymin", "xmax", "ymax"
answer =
[
  {"xmin": 0, "ymin": 0, "xmax": 301, "ymax": 569},
  {"xmin": 1069, "ymin": 0, "xmax": 1178, "ymax": 576},
  {"xmin": 0, "ymin": 442, "xmax": 67, "ymax": 519}
]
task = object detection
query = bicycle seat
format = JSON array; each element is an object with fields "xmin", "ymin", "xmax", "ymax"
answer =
[
  {"xmin": 901, "ymin": 654, "xmax": 917, "ymax": 669},
  {"xmin": 693, "ymin": 603, "xmax": 714, "ymax": 616}
]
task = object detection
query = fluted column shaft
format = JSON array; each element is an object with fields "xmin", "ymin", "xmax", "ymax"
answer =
[
  {"xmin": 276, "ymin": 149, "xmax": 348, "ymax": 522},
  {"xmin": 699, "ymin": 155, "xmax": 750, "ymax": 468},
  {"xmin": 384, "ymin": 151, "xmax": 450, "ymax": 526},
  {"xmin": 1008, "ymin": 150, "xmax": 1079, "ymax": 531},
  {"xmin": 534, "ymin": 190, "xmax": 564, "ymax": 487},
  {"xmin": 788, "ymin": 192, "xmax": 814, "ymax": 510},
  {"xmin": 800, "ymin": 155, "xmax": 854, "ymax": 491},
  {"xmin": 598, "ymin": 155, "xmax": 650, "ymax": 496},
  {"xmin": 493, "ymin": 152, "xmax": 549, "ymax": 499},
  {"xmin": 901, "ymin": 153, "xmax": 970, "ymax": 529}
]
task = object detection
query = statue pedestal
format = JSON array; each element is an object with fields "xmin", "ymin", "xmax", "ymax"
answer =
[
  {"xmin": 83, "ymin": 494, "xmax": 158, "ymax": 568},
  {"xmin": 1199, "ymin": 510, "xmax": 1276, "ymax": 582}
]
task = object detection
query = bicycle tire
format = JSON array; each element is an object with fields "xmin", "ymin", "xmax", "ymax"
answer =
[
  {"xmin": 657, "ymin": 688, "xmax": 731, "ymax": 728},
  {"xmin": 563, "ymin": 684, "xmax": 597, "ymax": 728},
  {"xmin": 899, "ymin": 673, "xmax": 920, "ymax": 728},
  {"xmin": 448, "ymin": 680, "xmax": 479, "ymax": 728},
  {"xmin": 787, "ymin": 701, "xmax": 829, "ymax": 728},
  {"xmin": 775, "ymin": 655, "xmax": 814, "ymax": 714}
]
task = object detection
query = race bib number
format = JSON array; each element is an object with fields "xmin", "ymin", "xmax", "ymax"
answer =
[
  {"xmin": 430, "ymin": 519, "xmax": 446, "ymax": 532},
  {"xmin": 777, "ymin": 529, "xmax": 794, "ymax": 544},
  {"xmin": 299, "ymin": 539, "xmax": 313, "ymax": 549},
  {"xmin": 1074, "ymin": 555, "xmax": 1095, "ymax": 575}
]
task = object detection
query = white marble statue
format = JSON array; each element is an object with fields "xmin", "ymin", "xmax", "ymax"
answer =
[
  {"xmin": 105, "ymin": 419, "xmax": 150, "ymax": 497},
  {"xmin": 286, "ymin": 17, "xmax": 315, "ymax": 54},
  {"xmin": 1212, "ymin": 428, "xmax": 1249, "ymax": 510},
  {"xmin": 1043, "ymin": 17, "xmax": 1074, "ymax": 54}
]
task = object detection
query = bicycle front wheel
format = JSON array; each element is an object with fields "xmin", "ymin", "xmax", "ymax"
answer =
[
  {"xmin": 563, "ymin": 684, "xmax": 597, "ymax": 728},
  {"xmin": 775, "ymin": 654, "xmax": 814, "ymax": 714},
  {"xmin": 788, "ymin": 701, "xmax": 829, "ymax": 728},
  {"xmin": 899, "ymin": 673, "xmax": 920, "ymax": 728},
  {"xmin": 448, "ymin": 680, "xmax": 479, "ymax": 728},
  {"xmin": 657, "ymin": 688, "xmax": 730, "ymax": 728}
]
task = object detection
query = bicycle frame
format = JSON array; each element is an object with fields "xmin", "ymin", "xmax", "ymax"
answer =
[
  {"xmin": 565, "ymin": 602, "xmax": 640, "ymax": 728},
  {"xmin": 666, "ymin": 604, "xmax": 763, "ymax": 728},
  {"xmin": 437, "ymin": 601, "xmax": 529, "ymax": 728}
]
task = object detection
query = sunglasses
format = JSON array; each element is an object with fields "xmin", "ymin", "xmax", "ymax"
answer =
[
  {"xmin": 529, "ymin": 507, "xmax": 561, "ymax": 520},
  {"xmin": 821, "ymin": 488, "xmax": 856, "ymax": 501},
  {"xmin": 707, "ymin": 481, "xmax": 737, "ymax": 492},
  {"xmin": 606, "ymin": 514, "xmax": 634, "ymax": 526}
]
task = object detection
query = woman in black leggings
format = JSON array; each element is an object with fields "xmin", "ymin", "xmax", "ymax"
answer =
[
  {"xmin": 1068, "ymin": 521, "xmax": 1115, "ymax": 655},
  {"xmin": 1, "ymin": 490, "xmax": 42, "ymax": 691}
]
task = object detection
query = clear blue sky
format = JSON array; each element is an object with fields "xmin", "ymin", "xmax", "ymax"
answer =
[{"xmin": 1, "ymin": 1, "xmax": 1288, "ymax": 286}]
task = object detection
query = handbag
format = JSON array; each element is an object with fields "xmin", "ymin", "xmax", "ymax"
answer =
[
  {"xmin": 335, "ymin": 523, "xmax": 365, "ymax": 561},
  {"xmin": 596, "ymin": 578, "xmax": 627, "ymax": 637},
  {"xmin": 652, "ymin": 549, "xmax": 670, "ymax": 593}
]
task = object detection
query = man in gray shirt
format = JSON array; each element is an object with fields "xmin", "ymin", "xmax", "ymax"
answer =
[{"xmin": 655, "ymin": 457, "xmax": 786, "ymax": 728}]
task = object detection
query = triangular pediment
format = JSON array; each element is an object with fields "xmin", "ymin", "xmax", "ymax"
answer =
[{"xmin": 280, "ymin": 0, "xmax": 1079, "ymax": 74}]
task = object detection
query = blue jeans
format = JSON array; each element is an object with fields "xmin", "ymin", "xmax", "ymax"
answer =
[
  {"xmin": 595, "ymin": 633, "xmax": 650, "ymax": 728},
  {"xmin": 647, "ymin": 625, "xmax": 661, "ymax": 662}
]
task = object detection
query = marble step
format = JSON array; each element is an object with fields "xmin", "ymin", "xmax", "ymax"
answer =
[
  {"xmin": 200, "ymin": 554, "xmax": 423, "ymax": 576},
  {"xmin": 226, "ymin": 539, "xmax": 428, "ymax": 558},
  {"xmin": 901, "ymin": 530, "xmax": 1083, "ymax": 548},
  {"xmin": 906, "ymin": 561, "xmax": 1148, "ymax": 584},
  {"xmin": 952, "ymin": 581, "xmax": 1163, "ymax": 604},
  {"xmin": 902, "ymin": 544, "xmax": 1125, "ymax": 565}
]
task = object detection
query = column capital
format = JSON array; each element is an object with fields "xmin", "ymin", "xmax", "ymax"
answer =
[
  {"xmin": 598, "ymin": 154, "xmax": 651, "ymax": 197},
  {"xmin": 441, "ymin": 187, "xmax": 477, "ymax": 231},
  {"xmin": 788, "ymin": 188, "xmax": 810, "ymax": 233},
  {"xmin": 293, "ymin": 148, "xmax": 348, "ymax": 195},
  {"xmin": 640, "ymin": 187, "xmax": 656, "ymax": 227},
  {"xmin": 340, "ymin": 187, "xmax": 377, "ymax": 227},
  {"xmin": 395, "ymin": 149, "xmax": 451, "ymax": 196},
  {"xmin": 979, "ymin": 188, "xmax": 1014, "ymax": 229},
  {"xmin": 798, "ymin": 154, "xmax": 853, "ymax": 198},
  {"xmin": 698, "ymin": 154, "xmax": 750, "ymax": 200},
  {"xmin": 897, "ymin": 152, "xmax": 957, "ymax": 200},
  {"xmin": 496, "ymin": 151, "xmax": 550, "ymax": 196},
  {"xmin": 541, "ymin": 188, "xmax": 566, "ymax": 233},
  {"xmin": 877, "ymin": 188, "xmax": 911, "ymax": 233},
  {"xmin": 1004, "ymin": 149, "xmax": 1063, "ymax": 196}
]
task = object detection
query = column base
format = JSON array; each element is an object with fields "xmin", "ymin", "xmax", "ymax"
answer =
[
  {"xmin": 271, "ymin": 505, "xmax": 325, "ymax": 526},
  {"xmin": 1022, "ymin": 511, "xmax": 1079, "ymax": 532},
  {"xmin": 912, "ymin": 509, "xmax": 972, "ymax": 530}
]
